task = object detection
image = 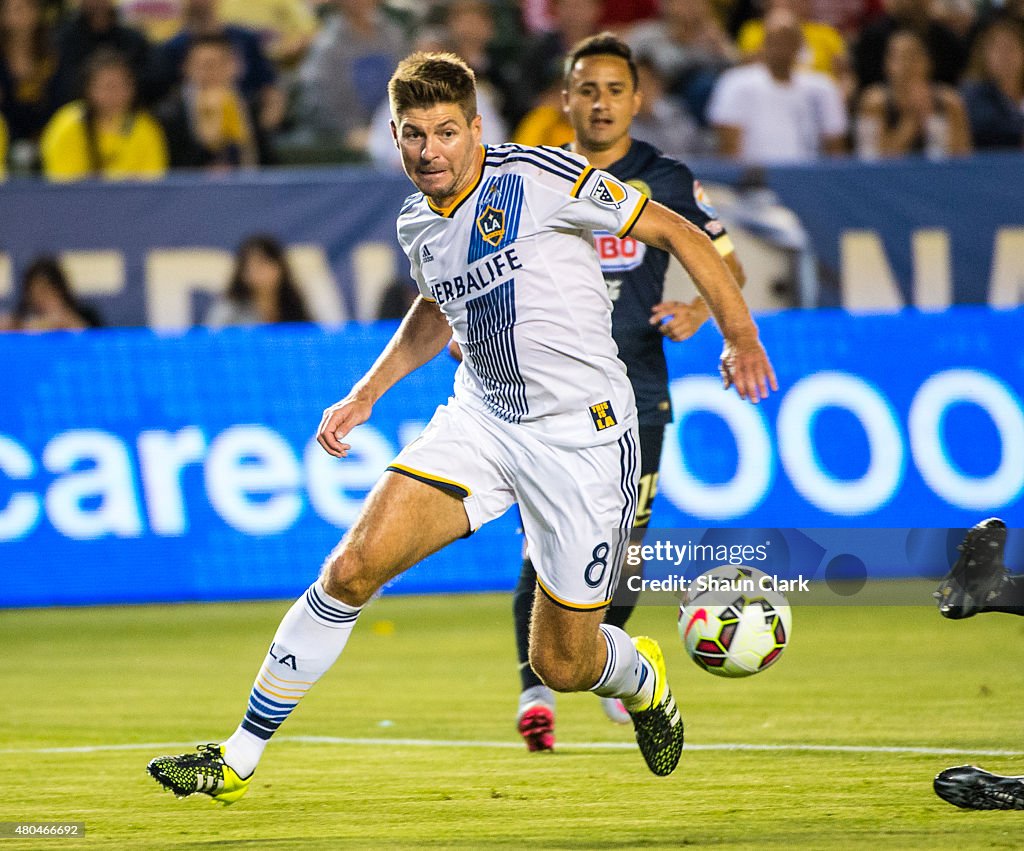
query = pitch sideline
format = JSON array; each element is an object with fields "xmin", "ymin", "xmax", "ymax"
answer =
[{"xmin": 2, "ymin": 736, "xmax": 1023, "ymax": 758}]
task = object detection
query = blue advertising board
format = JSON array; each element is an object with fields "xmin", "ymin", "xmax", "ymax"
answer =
[{"xmin": 1, "ymin": 308, "xmax": 1022, "ymax": 607}]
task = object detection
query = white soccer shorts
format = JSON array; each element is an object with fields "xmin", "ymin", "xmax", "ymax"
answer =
[{"xmin": 388, "ymin": 399, "xmax": 639, "ymax": 610}]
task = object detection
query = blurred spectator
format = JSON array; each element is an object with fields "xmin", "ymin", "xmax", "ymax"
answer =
[
  {"xmin": 40, "ymin": 48, "xmax": 168, "ymax": 180},
  {"xmin": 707, "ymin": 7, "xmax": 847, "ymax": 162},
  {"xmin": 512, "ymin": 71, "xmax": 573, "ymax": 147},
  {"xmin": 441, "ymin": 0, "xmax": 520, "ymax": 128},
  {"xmin": 0, "ymin": 256, "xmax": 104, "ymax": 331},
  {"xmin": 737, "ymin": 0, "xmax": 849, "ymax": 79},
  {"xmin": 218, "ymin": 0, "xmax": 318, "ymax": 69},
  {"xmin": 931, "ymin": 0, "xmax": 977, "ymax": 40},
  {"xmin": 600, "ymin": 0, "xmax": 660, "ymax": 29},
  {"xmin": 626, "ymin": 0, "xmax": 737, "ymax": 122},
  {"xmin": 517, "ymin": 0, "xmax": 603, "ymax": 124},
  {"xmin": 117, "ymin": 0, "xmax": 181, "ymax": 44},
  {"xmin": 0, "ymin": 0, "xmax": 60, "ymax": 166},
  {"xmin": 53, "ymin": 0, "xmax": 154, "ymax": 106},
  {"xmin": 205, "ymin": 234, "xmax": 312, "ymax": 327},
  {"xmin": 295, "ymin": 0, "xmax": 407, "ymax": 153},
  {"xmin": 961, "ymin": 17, "xmax": 1024, "ymax": 149},
  {"xmin": 855, "ymin": 28, "xmax": 971, "ymax": 158},
  {"xmin": 727, "ymin": 0, "xmax": 884, "ymax": 39},
  {"xmin": 852, "ymin": 0, "xmax": 969, "ymax": 90},
  {"xmin": 158, "ymin": 0, "xmax": 287, "ymax": 140},
  {"xmin": 630, "ymin": 55, "xmax": 709, "ymax": 157},
  {"xmin": 158, "ymin": 33, "xmax": 258, "ymax": 169}
]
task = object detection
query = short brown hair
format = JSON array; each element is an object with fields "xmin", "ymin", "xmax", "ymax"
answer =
[
  {"xmin": 563, "ymin": 32, "xmax": 638, "ymax": 91},
  {"xmin": 388, "ymin": 51, "xmax": 477, "ymax": 123}
]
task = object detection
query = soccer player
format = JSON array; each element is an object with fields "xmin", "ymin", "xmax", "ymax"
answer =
[
  {"xmin": 932, "ymin": 517, "xmax": 1024, "ymax": 810},
  {"xmin": 146, "ymin": 51, "xmax": 775, "ymax": 803},
  {"xmin": 514, "ymin": 33, "xmax": 747, "ymax": 751}
]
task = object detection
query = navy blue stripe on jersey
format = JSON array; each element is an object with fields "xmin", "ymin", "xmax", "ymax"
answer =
[
  {"xmin": 468, "ymin": 174, "xmax": 524, "ymax": 263},
  {"xmin": 484, "ymin": 154, "xmax": 580, "ymax": 185},
  {"xmin": 538, "ymin": 144, "xmax": 588, "ymax": 174},
  {"xmin": 487, "ymin": 143, "xmax": 585, "ymax": 178},
  {"xmin": 485, "ymin": 146, "xmax": 583, "ymax": 184},
  {"xmin": 607, "ymin": 430, "xmax": 639, "ymax": 602},
  {"xmin": 464, "ymin": 279, "xmax": 528, "ymax": 423},
  {"xmin": 400, "ymin": 193, "xmax": 422, "ymax": 216}
]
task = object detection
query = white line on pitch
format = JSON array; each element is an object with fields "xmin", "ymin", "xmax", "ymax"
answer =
[{"xmin": 2, "ymin": 737, "xmax": 1023, "ymax": 758}]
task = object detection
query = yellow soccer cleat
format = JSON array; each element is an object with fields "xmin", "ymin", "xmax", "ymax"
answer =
[
  {"xmin": 626, "ymin": 637, "xmax": 684, "ymax": 777},
  {"xmin": 147, "ymin": 743, "xmax": 252, "ymax": 805}
]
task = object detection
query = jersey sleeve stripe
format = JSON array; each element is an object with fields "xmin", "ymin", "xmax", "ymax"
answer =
[
  {"xmin": 485, "ymin": 149, "xmax": 581, "ymax": 183},
  {"xmin": 570, "ymin": 166, "xmax": 594, "ymax": 198},
  {"xmin": 488, "ymin": 144, "xmax": 585, "ymax": 177},
  {"xmin": 713, "ymin": 233, "xmax": 735, "ymax": 257},
  {"xmin": 539, "ymin": 145, "xmax": 588, "ymax": 174},
  {"xmin": 484, "ymin": 155, "xmax": 580, "ymax": 184},
  {"xmin": 616, "ymin": 195, "xmax": 649, "ymax": 238},
  {"xmin": 420, "ymin": 293, "xmax": 437, "ymax": 303}
]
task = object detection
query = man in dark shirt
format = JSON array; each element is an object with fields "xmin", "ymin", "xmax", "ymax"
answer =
[{"xmin": 513, "ymin": 32, "xmax": 747, "ymax": 751}]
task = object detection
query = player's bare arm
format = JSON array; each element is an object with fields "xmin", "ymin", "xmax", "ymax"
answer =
[
  {"xmin": 650, "ymin": 252, "xmax": 746, "ymax": 342},
  {"xmin": 630, "ymin": 200, "xmax": 777, "ymax": 403},
  {"xmin": 317, "ymin": 296, "xmax": 452, "ymax": 457}
]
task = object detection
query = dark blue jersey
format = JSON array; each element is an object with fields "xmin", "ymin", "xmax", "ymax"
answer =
[{"xmin": 594, "ymin": 139, "xmax": 730, "ymax": 427}]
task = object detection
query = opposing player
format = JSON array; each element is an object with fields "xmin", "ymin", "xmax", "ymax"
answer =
[
  {"xmin": 147, "ymin": 51, "xmax": 775, "ymax": 802},
  {"xmin": 932, "ymin": 517, "xmax": 1024, "ymax": 810},
  {"xmin": 515, "ymin": 33, "xmax": 747, "ymax": 751}
]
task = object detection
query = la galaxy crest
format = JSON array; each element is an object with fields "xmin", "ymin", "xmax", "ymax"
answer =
[{"xmin": 476, "ymin": 204, "xmax": 505, "ymax": 246}]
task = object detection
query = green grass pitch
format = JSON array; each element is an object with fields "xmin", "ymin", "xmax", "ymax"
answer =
[{"xmin": 2, "ymin": 584, "xmax": 1023, "ymax": 848}]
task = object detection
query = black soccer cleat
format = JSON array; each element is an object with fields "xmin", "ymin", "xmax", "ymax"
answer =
[
  {"xmin": 627, "ymin": 637, "xmax": 684, "ymax": 777},
  {"xmin": 934, "ymin": 518, "xmax": 1008, "ymax": 619},
  {"xmin": 934, "ymin": 765, "xmax": 1024, "ymax": 810},
  {"xmin": 147, "ymin": 743, "xmax": 252, "ymax": 805}
]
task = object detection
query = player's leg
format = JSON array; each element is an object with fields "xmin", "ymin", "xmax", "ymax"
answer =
[
  {"xmin": 148, "ymin": 400, "xmax": 513, "ymax": 803},
  {"xmin": 528, "ymin": 587, "xmax": 683, "ymax": 776},
  {"xmin": 517, "ymin": 427, "xmax": 684, "ymax": 776},
  {"xmin": 600, "ymin": 425, "xmax": 665, "ymax": 724},
  {"xmin": 512, "ymin": 543, "xmax": 556, "ymax": 751},
  {"xmin": 935, "ymin": 518, "xmax": 1022, "ymax": 618},
  {"xmin": 934, "ymin": 765, "xmax": 1024, "ymax": 810},
  {"xmin": 147, "ymin": 471, "xmax": 470, "ymax": 803}
]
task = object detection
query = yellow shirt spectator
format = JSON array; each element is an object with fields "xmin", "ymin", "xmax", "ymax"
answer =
[
  {"xmin": 40, "ymin": 102, "xmax": 169, "ymax": 181},
  {"xmin": 512, "ymin": 103, "xmax": 574, "ymax": 149},
  {"xmin": 738, "ymin": 19, "xmax": 847, "ymax": 77},
  {"xmin": 218, "ymin": 0, "xmax": 318, "ymax": 66}
]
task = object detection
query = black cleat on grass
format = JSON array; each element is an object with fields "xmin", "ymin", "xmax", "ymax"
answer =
[
  {"xmin": 934, "ymin": 765, "xmax": 1024, "ymax": 810},
  {"xmin": 147, "ymin": 743, "xmax": 252, "ymax": 805},
  {"xmin": 934, "ymin": 518, "xmax": 1008, "ymax": 619},
  {"xmin": 628, "ymin": 637, "xmax": 685, "ymax": 777}
]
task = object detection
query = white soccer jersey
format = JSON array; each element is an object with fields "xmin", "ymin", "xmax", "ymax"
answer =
[{"xmin": 397, "ymin": 143, "xmax": 649, "ymax": 448}]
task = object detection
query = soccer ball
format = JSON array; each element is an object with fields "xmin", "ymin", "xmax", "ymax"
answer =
[{"xmin": 678, "ymin": 565, "xmax": 792, "ymax": 678}]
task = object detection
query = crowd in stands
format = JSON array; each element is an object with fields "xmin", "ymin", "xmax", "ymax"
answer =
[{"xmin": 0, "ymin": 0, "xmax": 1021, "ymax": 180}]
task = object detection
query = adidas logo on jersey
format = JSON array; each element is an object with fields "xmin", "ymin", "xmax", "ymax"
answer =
[{"xmin": 421, "ymin": 244, "xmax": 434, "ymax": 263}]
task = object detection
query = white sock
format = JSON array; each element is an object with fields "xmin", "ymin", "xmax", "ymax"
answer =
[
  {"xmin": 221, "ymin": 581, "xmax": 361, "ymax": 777},
  {"xmin": 589, "ymin": 624, "xmax": 655, "ymax": 710}
]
